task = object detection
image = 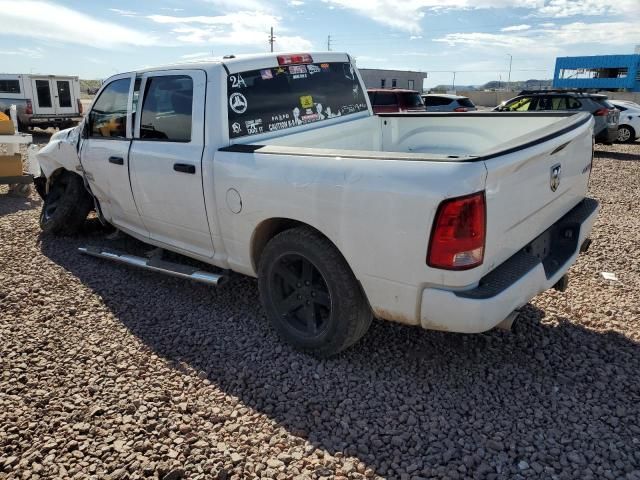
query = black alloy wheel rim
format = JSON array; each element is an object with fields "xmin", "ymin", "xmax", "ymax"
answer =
[{"xmin": 270, "ymin": 253, "xmax": 332, "ymax": 337}]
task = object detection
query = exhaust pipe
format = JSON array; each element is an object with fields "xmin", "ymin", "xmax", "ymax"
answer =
[{"xmin": 78, "ymin": 246, "xmax": 226, "ymax": 286}]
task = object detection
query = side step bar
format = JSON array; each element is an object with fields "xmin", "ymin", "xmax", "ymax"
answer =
[{"xmin": 78, "ymin": 246, "xmax": 226, "ymax": 286}]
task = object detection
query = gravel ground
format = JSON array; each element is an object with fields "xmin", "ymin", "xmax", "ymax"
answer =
[{"xmin": 1, "ymin": 141, "xmax": 639, "ymax": 480}]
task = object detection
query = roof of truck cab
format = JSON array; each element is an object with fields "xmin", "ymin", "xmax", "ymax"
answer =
[
  {"xmin": 421, "ymin": 94, "xmax": 469, "ymax": 100},
  {"xmin": 130, "ymin": 52, "xmax": 352, "ymax": 76}
]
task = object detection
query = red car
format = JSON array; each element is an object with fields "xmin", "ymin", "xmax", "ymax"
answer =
[{"xmin": 367, "ymin": 89, "xmax": 426, "ymax": 114}]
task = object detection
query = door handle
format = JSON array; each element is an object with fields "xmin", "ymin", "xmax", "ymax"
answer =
[
  {"xmin": 108, "ymin": 156, "xmax": 124, "ymax": 165},
  {"xmin": 173, "ymin": 163, "xmax": 196, "ymax": 174}
]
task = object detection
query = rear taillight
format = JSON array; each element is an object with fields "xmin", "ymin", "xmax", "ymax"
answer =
[
  {"xmin": 594, "ymin": 108, "xmax": 609, "ymax": 117},
  {"xmin": 427, "ymin": 191, "xmax": 486, "ymax": 270},
  {"xmin": 454, "ymin": 107, "xmax": 468, "ymax": 112},
  {"xmin": 77, "ymin": 98, "xmax": 83, "ymax": 115},
  {"xmin": 25, "ymin": 99, "xmax": 33, "ymax": 115},
  {"xmin": 277, "ymin": 53, "xmax": 313, "ymax": 65}
]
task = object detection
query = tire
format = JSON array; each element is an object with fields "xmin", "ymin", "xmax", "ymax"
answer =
[
  {"xmin": 8, "ymin": 183, "xmax": 31, "ymax": 197},
  {"xmin": 39, "ymin": 171, "xmax": 93, "ymax": 235},
  {"xmin": 258, "ymin": 226, "xmax": 373, "ymax": 357},
  {"xmin": 616, "ymin": 125, "xmax": 635, "ymax": 143}
]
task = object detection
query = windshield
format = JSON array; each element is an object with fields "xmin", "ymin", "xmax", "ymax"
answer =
[{"xmin": 227, "ymin": 62, "xmax": 368, "ymax": 139}]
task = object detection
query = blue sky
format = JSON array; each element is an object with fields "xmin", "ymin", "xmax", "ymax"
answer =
[{"xmin": 0, "ymin": 0, "xmax": 638, "ymax": 88}]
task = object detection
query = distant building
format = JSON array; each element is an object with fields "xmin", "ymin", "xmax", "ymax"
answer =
[
  {"xmin": 358, "ymin": 68, "xmax": 428, "ymax": 91},
  {"xmin": 553, "ymin": 54, "xmax": 640, "ymax": 92}
]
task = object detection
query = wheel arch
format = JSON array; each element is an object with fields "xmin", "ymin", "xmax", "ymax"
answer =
[{"xmin": 250, "ymin": 217, "xmax": 356, "ymax": 281}]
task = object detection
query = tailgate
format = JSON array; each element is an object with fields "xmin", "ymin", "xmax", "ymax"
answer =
[{"xmin": 481, "ymin": 113, "xmax": 593, "ymax": 274}]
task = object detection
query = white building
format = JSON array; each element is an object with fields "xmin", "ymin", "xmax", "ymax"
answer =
[{"xmin": 357, "ymin": 68, "xmax": 428, "ymax": 91}]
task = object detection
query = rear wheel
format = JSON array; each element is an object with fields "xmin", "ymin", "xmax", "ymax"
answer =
[
  {"xmin": 258, "ymin": 227, "xmax": 372, "ymax": 357},
  {"xmin": 39, "ymin": 171, "xmax": 93, "ymax": 235},
  {"xmin": 617, "ymin": 125, "xmax": 635, "ymax": 143}
]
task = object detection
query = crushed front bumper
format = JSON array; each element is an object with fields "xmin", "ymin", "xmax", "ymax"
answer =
[{"xmin": 420, "ymin": 198, "xmax": 599, "ymax": 333}]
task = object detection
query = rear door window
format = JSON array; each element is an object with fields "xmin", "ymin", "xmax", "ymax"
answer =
[
  {"xmin": 565, "ymin": 97, "xmax": 582, "ymax": 109},
  {"xmin": 505, "ymin": 96, "xmax": 535, "ymax": 111},
  {"xmin": 227, "ymin": 62, "xmax": 368, "ymax": 139},
  {"xmin": 139, "ymin": 75, "xmax": 193, "ymax": 142}
]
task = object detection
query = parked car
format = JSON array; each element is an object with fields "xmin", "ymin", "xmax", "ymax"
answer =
[
  {"xmin": 35, "ymin": 52, "xmax": 598, "ymax": 357},
  {"xmin": 610, "ymin": 100, "xmax": 640, "ymax": 143},
  {"xmin": 422, "ymin": 94, "xmax": 477, "ymax": 112},
  {"xmin": 494, "ymin": 90, "xmax": 619, "ymax": 144},
  {"xmin": 367, "ymin": 88, "xmax": 425, "ymax": 113},
  {"xmin": 0, "ymin": 74, "xmax": 83, "ymax": 130}
]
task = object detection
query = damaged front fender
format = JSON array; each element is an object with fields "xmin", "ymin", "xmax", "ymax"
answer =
[{"xmin": 36, "ymin": 124, "xmax": 83, "ymax": 180}]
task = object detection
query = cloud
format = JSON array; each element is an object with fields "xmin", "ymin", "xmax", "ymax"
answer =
[
  {"xmin": 0, "ymin": 47, "xmax": 44, "ymax": 58},
  {"xmin": 501, "ymin": 24, "xmax": 531, "ymax": 31},
  {"xmin": 288, "ymin": 0, "xmax": 305, "ymax": 5},
  {"xmin": 109, "ymin": 8, "xmax": 137, "ymax": 17},
  {"xmin": 322, "ymin": 0, "xmax": 640, "ymax": 32},
  {"xmin": 435, "ymin": 21, "xmax": 640, "ymax": 51},
  {"xmin": 536, "ymin": 0, "xmax": 640, "ymax": 17},
  {"xmin": 148, "ymin": 12, "xmax": 313, "ymax": 51},
  {"xmin": 320, "ymin": 0, "xmax": 538, "ymax": 32},
  {"xmin": 181, "ymin": 52, "xmax": 212, "ymax": 59},
  {"xmin": 204, "ymin": 0, "xmax": 271, "ymax": 11},
  {"xmin": 0, "ymin": 1, "xmax": 156, "ymax": 48}
]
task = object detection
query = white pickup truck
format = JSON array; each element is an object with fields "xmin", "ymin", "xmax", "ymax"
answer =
[{"xmin": 35, "ymin": 52, "xmax": 599, "ymax": 356}]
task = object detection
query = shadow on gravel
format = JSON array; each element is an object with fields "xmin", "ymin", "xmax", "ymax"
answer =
[
  {"xmin": 595, "ymin": 150, "xmax": 640, "ymax": 162},
  {"xmin": 0, "ymin": 192, "xmax": 40, "ymax": 216},
  {"xmin": 40, "ymin": 232, "xmax": 640, "ymax": 477}
]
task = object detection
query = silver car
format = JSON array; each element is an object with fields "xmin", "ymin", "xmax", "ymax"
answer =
[{"xmin": 421, "ymin": 94, "xmax": 477, "ymax": 112}]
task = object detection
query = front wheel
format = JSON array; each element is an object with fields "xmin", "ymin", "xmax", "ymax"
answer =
[
  {"xmin": 616, "ymin": 125, "xmax": 635, "ymax": 143},
  {"xmin": 258, "ymin": 227, "xmax": 372, "ymax": 357},
  {"xmin": 39, "ymin": 171, "xmax": 93, "ymax": 235}
]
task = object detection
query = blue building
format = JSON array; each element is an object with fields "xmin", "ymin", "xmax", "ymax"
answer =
[{"xmin": 553, "ymin": 54, "xmax": 640, "ymax": 92}]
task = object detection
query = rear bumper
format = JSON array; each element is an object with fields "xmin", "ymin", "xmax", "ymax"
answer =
[
  {"xmin": 595, "ymin": 125, "xmax": 618, "ymax": 144},
  {"xmin": 420, "ymin": 198, "xmax": 599, "ymax": 333}
]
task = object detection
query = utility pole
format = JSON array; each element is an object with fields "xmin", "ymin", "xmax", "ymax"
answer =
[
  {"xmin": 452, "ymin": 71, "xmax": 456, "ymax": 92},
  {"xmin": 269, "ymin": 27, "xmax": 275, "ymax": 52},
  {"xmin": 327, "ymin": 35, "xmax": 332, "ymax": 51},
  {"xmin": 507, "ymin": 53, "xmax": 513, "ymax": 90}
]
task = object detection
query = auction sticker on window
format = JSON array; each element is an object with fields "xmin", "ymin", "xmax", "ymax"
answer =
[{"xmin": 227, "ymin": 62, "xmax": 368, "ymax": 139}]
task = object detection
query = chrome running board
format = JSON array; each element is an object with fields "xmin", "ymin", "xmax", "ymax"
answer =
[{"xmin": 78, "ymin": 246, "xmax": 226, "ymax": 286}]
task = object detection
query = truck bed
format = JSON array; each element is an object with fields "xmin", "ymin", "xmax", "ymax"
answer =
[{"xmin": 233, "ymin": 111, "xmax": 591, "ymax": 160}]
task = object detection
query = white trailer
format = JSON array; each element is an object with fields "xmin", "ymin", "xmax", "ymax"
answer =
[{"xmin": 0, "ymin": 74, "xmax": 83, "ymax": 130}]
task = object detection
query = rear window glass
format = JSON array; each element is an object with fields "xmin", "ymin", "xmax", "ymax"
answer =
[
  {"xmin": 0, "ymin": 79, "xmax": 20, "ymax": 94},
  {"xmin": 402, "ymin": 93, "xmax": 424, "ymax": 108},
  {"xmin": 227, "ymin": 62, "xmax": 367, "ymax": 139},
  {"xmin": 422, "ymin": 96, "xmax": 453, "ymax": 107},
  {"xmin": 458, "ymin": 98, "xmax": 475, "ymax": 108},
  {"xmin": 372, "ymin": 92, "xmax": 397, "ymax": 106},
  {"xmin": 594, "ymin": 98, "xmax": 614, "ymax": 109},
  {"xmin": 615, "ymin": 105, "xmax": 627, "ymax": 111}
]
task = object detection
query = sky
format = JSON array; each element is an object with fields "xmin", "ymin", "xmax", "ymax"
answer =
[{"xmin": 0, "ymin": 0, "xmax": 638, "ymax": 88}]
